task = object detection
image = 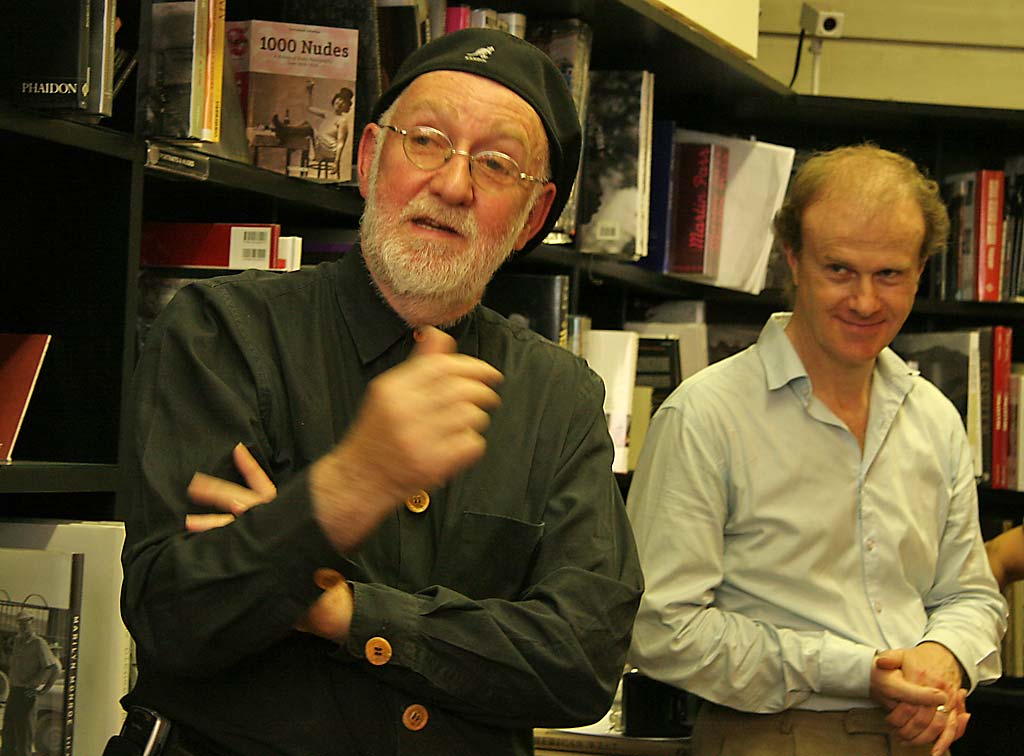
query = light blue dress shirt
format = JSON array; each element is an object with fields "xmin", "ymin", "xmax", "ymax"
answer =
[{"xmin": 627, "ymin": 312, "xmax": 1007, "ymax": 713}]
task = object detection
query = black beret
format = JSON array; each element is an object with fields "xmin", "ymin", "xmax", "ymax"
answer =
[{"xmin": 370, "ymin": 27, "xmax": 581, "ymax": 253}]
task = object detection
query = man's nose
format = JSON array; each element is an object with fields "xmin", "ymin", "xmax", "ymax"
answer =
[
  {"xmin": 849, "ymin": 276, "xmax": 881, "ymax": 314},
  {"xmin": 429, "ymin": 150, "xmax": 474, "ymax": 206}
]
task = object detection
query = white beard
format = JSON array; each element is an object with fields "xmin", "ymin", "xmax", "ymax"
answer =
[{"xmin": 360, "ymin": 158, "xmax": 535, "ymax": 325}]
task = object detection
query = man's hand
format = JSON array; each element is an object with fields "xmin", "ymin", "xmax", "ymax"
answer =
[
  {"xmin": 183, "ymin": 448, "xmax": 352, "ymax": 640},
  {"xmin": 873, "ymin": 645, "xmax": 969, "ymax": 755},
  {"xmin": 311, "ymin": 326, "xmax": 503, "ymax": 552},
  {"xmin": 185, "ymin": 443, "xmax": 277, "ymax": 532},
  {"xmin": 294, "ymin": 568, "xmax": 353, "ymax": 642}
]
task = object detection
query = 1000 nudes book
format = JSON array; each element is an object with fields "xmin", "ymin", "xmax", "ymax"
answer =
[{"xmin": 226, "ymin": 19, "xmax": 359, "ymax": 183}]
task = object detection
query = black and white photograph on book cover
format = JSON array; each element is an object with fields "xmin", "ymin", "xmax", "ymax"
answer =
[
  {"xmin": 147, "ymin": 0, "xmax": 203, "ymax": 139},
  {"xmin": 227, "ymin": 19, "xmax": 359, "ymax": 183},
  {"xmin": 576, "ymin": 70, "xmax": 653, "ymax": 260},
  {"xmin": 0, "ymin": 548, "xmax": 83, "ymax": 756}
]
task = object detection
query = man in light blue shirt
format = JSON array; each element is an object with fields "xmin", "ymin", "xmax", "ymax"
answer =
[{"xmin": 627, "ymin": 145, "xmax": 1006, "ymax": 756}]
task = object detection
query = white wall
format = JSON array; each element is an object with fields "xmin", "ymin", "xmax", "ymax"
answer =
[{"xmin": 755, "ymin": 0, "xmax": 1024, "ymax": 109}]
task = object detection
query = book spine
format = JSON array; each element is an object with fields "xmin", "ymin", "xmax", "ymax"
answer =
[
  {"xmin": 78, "ymin": 0, "xmax": 92, "ymax": 110},
  {"xmin": 670, "ymin": 143, "xmax": 715, "ymax": 274},
  {"xmin": 992, "ymin": 325, "xmax": 1013, "ymax": 488},
  {"xmin": 703, "ymin": 143, "xmax": 729, "ymax": 278},
  {"xmin": 445, "ymin": 5, "xmax": 471, "ymax": 33},
  {"xmin": 85, "ymin": 0, "xmax": 116, "ymax": 116},
  {"xmin": 639, "ymin": 120, "xmax": 678, "ymax": 274},
  {"xmin": 190, "ymin": 0, "xmax": 211, "ymax": 138},
  {"xmin": 63, "ymin": 553, "xmax": 85, "ymax": 756},
  {"xmin": 975, "ymin": 169, "xmax": 1006, "ymax": 302},
  {"xmin": 979, "ymin": 327, "xmax": 993, "ymax": 483},
  {"xmin": 202, "ymin": 0, "xmax": 227, "ymax": 142},
  {"xmin": 1010, "ymin": 373, "xmax": 1021, "ymax": 491}
]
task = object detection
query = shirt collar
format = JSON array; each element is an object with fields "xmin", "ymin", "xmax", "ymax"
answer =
[
  {"xmin": 757, "ymin": 311, "xmax": 915, "ymax": 398},
  {"xmin": 334, "ymin": 245, "xmax": 479, "ymax": 365},
  {"xmin": 758, "ymin": 312, "xmax": 807, "ymax": 391}
]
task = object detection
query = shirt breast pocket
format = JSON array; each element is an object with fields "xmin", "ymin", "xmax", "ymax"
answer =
[{"xmin": 433, "ymin": 511, "xmax": 544, "ymax": 600}]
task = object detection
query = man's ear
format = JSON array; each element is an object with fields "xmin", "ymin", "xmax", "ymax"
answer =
[
  {"xmin": 513, "ymin": 183, "xmax": 557, "ymax": 251},
  {"xmin": 357, "ymin": 124, "xmax": 380, "ymax": 199},
  {"xmin": 784, "ymin": 243, "xmax": 799, "ymax": 286}
]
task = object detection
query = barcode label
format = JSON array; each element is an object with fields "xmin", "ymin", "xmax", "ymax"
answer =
[{"xmin": 229, "ymin": 226, "xmax": 274, "ymax": 269}]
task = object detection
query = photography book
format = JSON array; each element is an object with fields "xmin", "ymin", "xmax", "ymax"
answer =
[
  {"xmin": 576, "ymin": 70, "xmax": 655, "ymax": 261},
  {"xmin": 0, "ymin": 521, "xmax": 131, "ymax": 756},
  {"xmin": 226, "ymin": 19, "xmax": 359, "ymax": 183},
  {"xmin": 145, "ymin": 0, "xmax": 211, "ymax": 140},
  {"xmin": 0, "ymin": 547, "xmax": 84, "ymax": 756}
]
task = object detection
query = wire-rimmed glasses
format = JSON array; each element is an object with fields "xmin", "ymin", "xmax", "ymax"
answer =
[{"xmin": 377, "ymin": 123, "xmax": 548, "ymax": 192}]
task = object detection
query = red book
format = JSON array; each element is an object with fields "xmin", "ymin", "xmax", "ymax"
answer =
[
  {"xmin": 974, "ymin": 169, "xmax": 1005, "ymax": 302},
  {"xmin": 0, "ymin": 333, "xmax": 51, "ymax": 462},
  {"xmin": 141, "ymin": 221, "xmax": 284, "ymax": 270},
  {"xmin": 669, "ymin": 142, "xmax": 728, "ymax": 277},
  {"xmin": 991, "ymin": 325, "xmax": 1013, "ymax": 488}
]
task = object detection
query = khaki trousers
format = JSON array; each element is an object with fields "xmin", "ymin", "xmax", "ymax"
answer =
[{"xmin": 692, "ymin": 702, "xmax": 935, "ymax": 756}]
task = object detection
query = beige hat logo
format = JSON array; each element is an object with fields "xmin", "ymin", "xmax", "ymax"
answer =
[{"xmin": 464, "ymin": 46, "xmax": 495, "ymax": 63}]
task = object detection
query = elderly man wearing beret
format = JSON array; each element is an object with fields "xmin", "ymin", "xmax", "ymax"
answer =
[{"xmin": 112, "ymin": 27, "xmax": 642, "ymax": 756}]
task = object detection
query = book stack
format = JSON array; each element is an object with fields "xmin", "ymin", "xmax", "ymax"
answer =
[
  {"xmin": 893, "ymin": 325, "xmax": 1016, "ymax": 488},
  {"xmin": 938, "ymin": 168, "xmax": 1006, "ymax": 302}
]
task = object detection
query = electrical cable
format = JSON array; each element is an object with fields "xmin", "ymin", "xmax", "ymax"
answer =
[{"xmin": 788, "ymin": 28, "xmax": 806, "ymax": 89}]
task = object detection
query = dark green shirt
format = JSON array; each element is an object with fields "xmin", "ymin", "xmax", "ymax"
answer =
[{"xmin": 121, "ymin": 248, "xmax": 643, "ymax": 756}]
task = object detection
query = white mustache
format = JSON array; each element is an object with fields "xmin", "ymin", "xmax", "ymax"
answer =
[{"xmin": 400, "ymin": 198, "xmax": 476, "ymax": 239}]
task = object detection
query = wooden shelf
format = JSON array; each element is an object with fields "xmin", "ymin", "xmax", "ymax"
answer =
[
  {"xmin": 0, "ymin": 102, "xmax": 139, "ymax": 161},
  {"xmin": 144, "ymin": 143, "xmax": 365, "ymax": 217},
  {"xmin": 0, "ymin": 462, "xmax": 120, "ymax": 494}
]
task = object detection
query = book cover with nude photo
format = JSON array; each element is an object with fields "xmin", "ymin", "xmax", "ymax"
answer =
[{"xmin": 226, "ymin": 19, "xmax": 358, "ymax": 183}]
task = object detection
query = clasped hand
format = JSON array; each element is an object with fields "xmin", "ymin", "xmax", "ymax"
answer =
[{"xmin": 870, "ymin": 643, "xmax": 969, "ymax": 756}]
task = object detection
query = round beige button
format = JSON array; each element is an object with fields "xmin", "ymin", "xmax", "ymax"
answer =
[
  {"xmin": 365, "ymin": 636, "xmax": 393, "ymax": 666},
  {"xmin": 402, "ymin": 704, "xmax": 429, "ymax": 731},
  {"xmin": 405, "ymin": 490, "xmax": 430, "ymax": 513}
]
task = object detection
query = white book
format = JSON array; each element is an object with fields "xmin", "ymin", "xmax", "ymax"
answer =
[
  {"xmin": 674, "ymin": 129, "xmax": 795, "ymax": 295},
  {"xmin": 0, "ymin": 520, "xmax": 131, "ymax": 756},
  {"xmin": 584, "ymin": 330, "xmax": 640, "ymax": 474}
]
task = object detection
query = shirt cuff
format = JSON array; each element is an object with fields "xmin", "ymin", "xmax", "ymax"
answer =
[{"xmin": 819, "ymin": 635, "xmax": 877, "ymax": 699}]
